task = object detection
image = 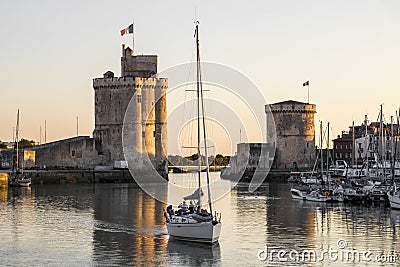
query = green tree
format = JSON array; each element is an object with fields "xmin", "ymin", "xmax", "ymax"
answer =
[
  {"xmin": 0, "ymin": 141, "xmax": 7, "ymax": 149},
  {"xmin": 18, "ymin": 139, "xmax": 36, "ymax": 148}
]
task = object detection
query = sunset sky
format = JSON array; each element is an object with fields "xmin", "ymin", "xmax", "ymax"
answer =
[{"xmin": 1, "ymin": 0, "xmax": 400, "ymax": 155}]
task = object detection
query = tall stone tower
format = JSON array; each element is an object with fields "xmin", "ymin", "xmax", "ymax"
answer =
[
  {"xmin": 93, "ymin": 45, "xmax": 168, "ymax": 170},
  {"xmin": 267, "ymin": 100, "xmax": 316, "ymax": 170}
]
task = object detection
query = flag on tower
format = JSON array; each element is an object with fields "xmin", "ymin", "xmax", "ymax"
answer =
[
  {"xmin": 120, "ymin": 24, "xmax": 134, "ymax": 36},
  {"xmin": 303, "ymin": 81, "xmax": 309, "ymax": 86}
]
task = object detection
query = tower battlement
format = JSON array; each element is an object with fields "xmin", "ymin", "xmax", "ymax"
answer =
[
  {"xmin": 93, "ymin": 76, "xmax": 168, "ymax": 89},
  {"xmin": 270, "ymin": 100, "xmax": 316, "ymax": 114},
  {"xmin": 121, "ymin": 45, "xmax": 158, "ymax": 78}
]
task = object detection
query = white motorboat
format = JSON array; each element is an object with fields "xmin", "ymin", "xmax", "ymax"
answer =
[{"xmin": 388, "ymin": 185, "xmax": 400, "ymax": 209}]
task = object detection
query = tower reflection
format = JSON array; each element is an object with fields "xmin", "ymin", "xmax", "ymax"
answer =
[{"xmin": 92, "ymin": 184, "xmax": 167, "ymax": 266}]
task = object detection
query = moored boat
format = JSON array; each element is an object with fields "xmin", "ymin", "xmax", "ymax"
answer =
[{"xmin": 9, "ymin": 109, "xmax": 31, "ymax": 188}]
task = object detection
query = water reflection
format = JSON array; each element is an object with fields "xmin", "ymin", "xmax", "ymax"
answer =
[
  {"xmin": 167, "ymin": 240, "xmax": 221, "ymax": 266},
  {"xmin": 236, "ymin": 183, "xmax": 400, "ymax": 266},
  {"xmin": 1, "ymin": 182, "xmax": 400, "ymax": 266},
  {"xmin": 92, "ymin": 184, "xmax": 168, "ymax": 266}
]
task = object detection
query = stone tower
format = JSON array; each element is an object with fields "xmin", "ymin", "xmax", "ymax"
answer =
[
  {"xmin": 267, "ymin": 100, "xmax": 316, "ymax": 170},
  {"xmin": 93, "ymin": 44, "xmax": 168, "ymax": 169}
]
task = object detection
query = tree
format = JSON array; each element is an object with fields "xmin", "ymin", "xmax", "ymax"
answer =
[
  {"xmin": 0, "ymin": 141, "xmax": 6, "ymax": 149},
  {"xmin": 18, "ymin": 139, "xmax": 36, "ymax": 148}
]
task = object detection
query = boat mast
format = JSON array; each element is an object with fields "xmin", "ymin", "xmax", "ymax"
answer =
[
  {"xmin": 394, "ymin": 109, "xmax": 400, "ymax": 184},
  {"xmin": 380, "ymin": 104, "xmax": 385, "ymax": 180},
  {"xmin": 320, "ymin": 121, "xmax": 324, "ymax": 180},
  {"xmin": 15, "ymin": 109, "xmax": 20, "ymax": 171},
  {"xmin": 365, "ymin": 115, "xmax": 369, "ymax": 176},
  {"xmin": 195, "ymin": 22, "xmax": 202, "ymax": 208},
  {"xmin": 352, "ymin": 121, "xmax": 355, "ymax": 166},
  {"xmin": 391, "ymin": 115, "xmax": 395, "ymax": 182},
  {"xmin": 327, "ymin": 122, "xmax": 330, "ymax": 179},
  {"xmin": 195, "ymin": 21, "xmax": 213, "ymax": 215}
]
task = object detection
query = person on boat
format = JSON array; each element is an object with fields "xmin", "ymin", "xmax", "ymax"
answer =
[
  {"xmin": 166, "ymin": 205, "xmax": 174, "ymax": 216},
  {"xmin": 189, "ymin": 201, "xmax": 195, "ymax": 213},
  {"xmin": 181, "ymin": 201, "xmax": 188, "ymax": 212}
]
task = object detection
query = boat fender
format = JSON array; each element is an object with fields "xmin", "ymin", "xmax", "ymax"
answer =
[{"xmin": 323, "ymin": 191, "xmax": 330, "ymax": 196}]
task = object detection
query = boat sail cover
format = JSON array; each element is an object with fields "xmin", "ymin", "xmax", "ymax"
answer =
[{"xmin": 183, "ymin": 188, "xmax": 204, "ymax": 200}]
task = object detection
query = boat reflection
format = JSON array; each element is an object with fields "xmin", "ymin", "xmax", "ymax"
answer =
[
  {"xmin": 0, "ymin": 187, "xmax": 8, "ymax": 202},
  {"xmin": 167, "ymin": 240, "xmax": 221, "ymax": 266}
]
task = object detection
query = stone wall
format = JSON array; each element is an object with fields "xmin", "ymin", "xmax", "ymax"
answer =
[{"xmin": 31, "ymin": 136, "xmax": 102, "ymax": 169}]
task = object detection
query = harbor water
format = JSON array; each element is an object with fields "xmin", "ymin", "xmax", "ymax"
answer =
[{"xmin": 0, "ymin": 173, "xmax": 399, "ymax": 266}]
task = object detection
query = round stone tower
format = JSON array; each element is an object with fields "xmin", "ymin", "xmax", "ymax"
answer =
[{"xmin": 268, "ymin": 100, "xmax": 316, "ymax": 170}]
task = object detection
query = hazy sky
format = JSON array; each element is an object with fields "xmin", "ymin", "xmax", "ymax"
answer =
[{"xmin": 1, "ymin": 0, "xmax": 400, "ymax": 154}]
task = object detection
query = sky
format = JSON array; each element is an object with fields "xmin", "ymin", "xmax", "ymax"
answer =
[{"xmin": 1, "ymin": 0, "xmax": 400, "ymax": 155}]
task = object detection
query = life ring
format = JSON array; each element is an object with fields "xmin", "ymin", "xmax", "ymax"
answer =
[{"xmin": 323, "ymin": 191, "xmax": 330, "ymax": 196}]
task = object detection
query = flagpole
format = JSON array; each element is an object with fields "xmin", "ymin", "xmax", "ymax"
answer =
[{"xmin": 132, "ymin": 20, "xmax": 135, "ymax": 55}]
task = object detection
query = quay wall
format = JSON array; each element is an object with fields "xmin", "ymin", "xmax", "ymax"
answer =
[{"xmin": 25, "ymin": 170, "xmax": 133, "ymax": 184}]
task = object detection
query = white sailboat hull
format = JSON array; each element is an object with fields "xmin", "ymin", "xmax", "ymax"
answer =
[
  {"xmin": 9, "ymin": 180, "xmax": 31, "ymax": 187},
  {"xmin": 9, "ymin": 176, "xmax": 31, "ymax": 187},
  {"xmin": 166, "ymin": 221, "xmax": 221, "ymax": 243},
  {"xmin": 290, "ymin": 188, "xmax": 306, "ymax": 200}
]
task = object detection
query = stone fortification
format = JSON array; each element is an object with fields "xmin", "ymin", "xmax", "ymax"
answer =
[
  {"xmin": 31, "ymin": 136, "xmax": 101, "ymax": 169},
  {"xmin": 92, "ymin": 45, "xmax": 168, "ymax": 170},
  {"xmin": 268, "ymin": 100, "xmax": 316, "ymax": 170},
  {"xmin": 21, "ymin": 43, "xmax": 168, "ymax": 173}
]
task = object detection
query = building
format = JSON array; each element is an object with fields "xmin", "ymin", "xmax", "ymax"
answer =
[
  {"xmin": 0, "ymin": 148, "xmax": 35, "ymax": 169},
  {"xmin": 221, "ymin": 142, "xmax": 274, "ymax": 181},
  {"xmin": 332, "ymin": 131, "xmax": 354, "ymax": 164},
  {"xmin": 335, "ymin": 118, "xmax": 400, "ymax": 165},
  {"xmin": 267, "ymin": 100, "xmax": 316, "ymax": 170},
  {"xmin": 18, "ymin": 42, "xmax": 168, "ymax": 172},
  {"xmin": 92, "ymin": 45, "xmax": 168, "ymax": 170}
]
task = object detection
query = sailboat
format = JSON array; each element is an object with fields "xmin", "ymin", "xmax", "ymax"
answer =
[
  {"xmin": 9, "ymin": 109, "xmax": 31, "ymax": 187},
  {"xmin": 164, "ymin": 22, "xmax": 222, "ymax": 243},
  {"xmin": 388, "ymin": 110, "xmax": 400, "ymax": 209}
]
